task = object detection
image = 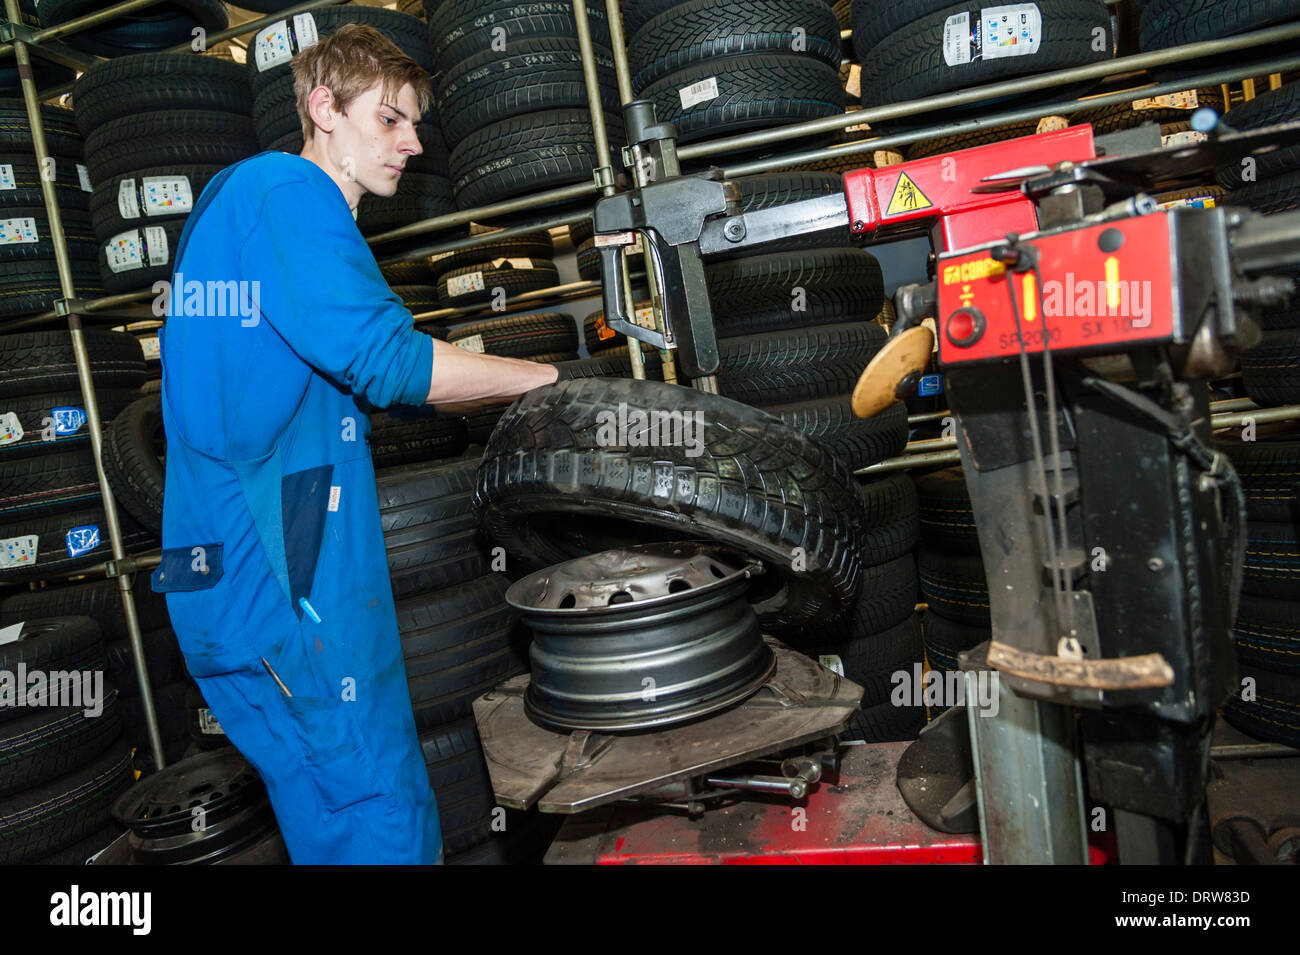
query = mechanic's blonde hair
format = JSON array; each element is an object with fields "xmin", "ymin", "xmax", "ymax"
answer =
[{"xmin": 292, "ymin": 23, "xmax": 433, "ymax": 141}]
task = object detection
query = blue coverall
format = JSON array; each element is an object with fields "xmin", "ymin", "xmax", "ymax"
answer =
[{"xmin": 151, "ymin": 151, "xmax": 442, "ymax": 864}]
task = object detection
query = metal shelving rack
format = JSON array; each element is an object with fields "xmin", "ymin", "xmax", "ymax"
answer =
[{"xmin": 1, "ymin": 0, "xmax": 1298, "ymax": 771}]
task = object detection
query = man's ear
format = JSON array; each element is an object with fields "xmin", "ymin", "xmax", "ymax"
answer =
[{"xmin": 306, "ymin": 85, "xmax": 337, "ymax": 133}]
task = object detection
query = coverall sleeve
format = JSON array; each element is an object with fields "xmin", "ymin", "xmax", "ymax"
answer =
[{"xmin": 238, "ymin": 176, "xmax": 434, "ymax": 410}]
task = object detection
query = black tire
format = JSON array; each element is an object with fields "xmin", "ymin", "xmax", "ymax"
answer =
[
  {"xmin": 84, "ymin": 111, "xmax": 258, "ymax": 185},
  {"xmin": 36, "ymin": 823, "xmax": 122, "ymax": 865},
  {"xmin": 845, "ymin": 697, "xmax": 927, "ymax": 742},
  {"xmin": 1221, "ymin": 662, "xmax": 1300, "ymax": 749},
  {"xmin": 0, "ymin": 207, "xmax": 97, "ymax": 265},
  {"xmin": 917, "ymin": 467, "xmax": 982, "ymax": 554},
  {"xmin": 426, "ymin": 233, "xmax": 555, "ymax": 286},
  {"xmin": 89, "ymin": 163, "xmax": 225, "ymax": 243},
  {"xmin": 36, "ymin": 0, "xmax": 227, "ymax": 58},
  {"xmin": 923, "ymin": 608, "xmax": 989, "ymax": 670},
  {"xmin": 906, "ymin": 118, "xmax": 1045, "ymax": 160},
  {"xmin": 118, "ymin": 680, "xmax": 189, "ymax": 751},
  {"xmin": 767, "ymin": 396, "xmax": 908, "ymax": 470},
  {"xmin": 0, "ymin": 388, "xmax": 136, "ymax": 461},
  {"xmin": 0, "ymin": 580, "xmax": 170, "ymax": 643},
  {"xmin": 1219, "ymin": 437, "xmax": 1299, "ymax": 522},
  {"xmin": 0, "ymin": 154, "xmax": 91, "ymax": 212},
  {"xmin": 427, "ymin": 0, "xmax": 610, "ymax": 77},
  {"xmin": 858, "ymin": 0, "xmax": 1113, "ymax": 109},
  {"xmin": 1234, "ymin": 594, "xmax": 1300, "ymax": 675},
  {"xmin": 0, "ymin": 616, "xmax": 104, "ymax": 725},
  {"xmin": 449, "ymin": 110, "xmax": 624, "ymax": 211},
  {"xmin": 0, "ymin": 688, "xmax": 123, "ymax": 798},
  {"xmin": 102, "ymin": 395, "xmax": 164, "ymax": 535},
  {"xmin": 1079, "ymin": 86, "xmax": 1224, "ymax": 136},
  {"xmin": 391, "ymin": 285, "xmax": 443, "ymax": 317},
  {"xmin": 1140, "ymin": 0, "xmax": 1300, "ymax": 51},
  {"xmin": 0, "ymin": 330, "xmax": 146, "ymax": 398},
  {"xmin": 97, "ymin": 218, "xmax": 187, "ymax": 295},
  {"xmin": 421, "ymin": 717, "xmax": 497, "ymax": 855},
  {"xmin": 1241, "ymin": 327, "xmax": 1300, "ymax": 407},
  {"xmin": 0, "ymin": 259, "xmax": 102, "ymax": 319},
  {"xmin": 716, "ymin": 322, "xmax": 886, "ymax": 406},
  {"xmin": 0, "ymin": 503, "xmax": 155, "ymax": 584},
  {"xmin": 435, "ymin": 260, "xmax": 559, "ymax": 307},
  {"xmin": 629, "ymin": 0, "xmax": 840, "ymax": 90},
  {"xmin": 0, "ymin": 740, "xmax": 134, "ymax": 864},
  {"xmin": 1243, "ymin": 520, "xmax": 1300, "ymax": 599},
  {"xmin": 918, "ymin": 547, "xmax": 990, "ymax": 625},
  {"xmin": 72, "ymin": 53, "xmax": 251, "ymax": 136},
  {"xmin": 369, "ymin": 409, "xmax": 470, "ymax": 470},
  {"xmin": 1218, "ymin": 83, "xmax": 1300, "ymax": 188},
  {"xmin": 446, "ymin": 312, "xmax": 576, "ymax": 358},
  {"xmin": 806, "ymin": 553, "xmax": 920, "ymax": 643},
  {"xmin": 105, "ymin": 628, "xmax": 185, "ymax": 700},
  {"xmin": 378, "ymin": 455, "xmax": 488, "ymax": 600},
  {"xmin": 245, "ymin": 5, "xmax": 431, "ymax": 96},
  {"xmin": 1225, "ymin": 169, "xmax": 1300, "ymax": 217},
  {"xmin": 857, "ymin": 472, "xmax": 921, "ymax": 565},
  {"xmin": 436, "ymin": 38, "xmax": 620, "ymax": 143},
  {"xmin": 642, "ymin": 54, "xmax": 844, "ymax": 145},
  {"xmin": 0, "ymin": 449, "xmax": 103, "ymax": 520},
  {"xmin": 397, "ymin": 575, "xmax": 527, "ymax": 730},
  {"xmin": 0, "ymin": 100, "xmax": 82, "ymax": 160},
  {"xmin": 357, "ymin": 173, "xmax": 457, "ymax": 237},
  {"xmin": 184, "ymin": 681, "xmax": 230, "ymax": 750},
  {"xmin": 706, "ymin": 247, "xmax": 885, "ymax": 336},
  {"xmin": 802, "ymin": 614, "xmax": 923, "ymax": 707},
  {"xmin": 475, "ymin": 377, "xmax": 871, "ymax": 632}
]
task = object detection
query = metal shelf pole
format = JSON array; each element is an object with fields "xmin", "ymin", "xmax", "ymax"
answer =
[{"xmin": 3, "ymin": 0, "xmax": 166, "ymax": 770}]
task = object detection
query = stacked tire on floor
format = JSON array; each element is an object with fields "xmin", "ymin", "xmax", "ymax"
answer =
[
  {"xmin": 0, "ymin": 615, "xmax": 134, "ymax": 864},
  {"xmin": 376, "ymin": 450, "xmax": 554, "ymax": 863},
  {"xmin": 1220, "ymin": 80, "xmax": 1300, "ymax": 409},
  {"xmin": 0, "ymin": 101, "xmax": 102, "ymax": 318},
  {"xmin": 425, "ymin": 0, "xmax": 623, "ymax": 210},
  {"xmin": 916, "ymin": 467, "xmax": 990, "ymax": 715},
  {"xmin": 1218, "ymin": 423, "xmax": 1300, "ymax": 748},
  {"xmin": 243, "ymin": 5, "xmax": 456, "ymax": 241},
  {"xmin": 73, "ymin": 53, "xmax": 258, "ymax": 296}
]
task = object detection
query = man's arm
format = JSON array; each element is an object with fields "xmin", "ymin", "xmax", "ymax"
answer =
[{"xmin": 426, "ymin": 339, "xmax": 559, "ymax": 413}]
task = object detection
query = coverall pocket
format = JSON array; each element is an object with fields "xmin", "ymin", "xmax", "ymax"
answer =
[{"xmin": 277, "ymin": 693, "xmax": 391, "ymax": 815}]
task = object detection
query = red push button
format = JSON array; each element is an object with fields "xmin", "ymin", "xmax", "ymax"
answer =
[{"xmin": 946, "ymin": 307, "xmax": 984, "ymax": 347}]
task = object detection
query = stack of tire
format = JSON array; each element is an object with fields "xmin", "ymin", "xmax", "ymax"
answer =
[
  {"xmin": 576, "ymin": 172, "xmax": 904, "ymax": 474},
  {"xmin": 425, "ymin": 0, "xmax": 622, "ymax": 211},
  {"xmin": 0, "ymin": 615, "xmax": 135, "ymax": 864},
  {"xmin": 625, "ymin": 0, "xmax": 845, "ymax": 163},
  {"xmin": 375, "ymin": 450, "xmax": 549, "ymax": 863},
  {"xmin": 915, "ymin": 467, "xmax": 990, "ymax": 715},
  {"xmin": 1138, "ymin": 0, "xmax": 1300, "ymax": 78},
  {"xmin": 73, "ymin": 53, "xmax": 258, "ymax": 296},
  {"xmin": 1218, "ymin": 424, "xmax": 1300, "ymax": 749},
  {"xmin": 244, "ymin": 5, "xmax": 456, "ymax": 240},
  {"xmin": 0, "ymin": 330, "xmax": 155, "ymax": 586},
  {"xmin": 1, "ymin": 1, "xmax": 74, "ymax": 91},
  {"xmin": 1219, "ymin": 81, "xmax": 1300, "ymax": 409},
  {"xmin": 0, "ymin": 578, "xmax": 192, "ymax": 774},
  {"xmin": 33, "ymin": 0, "xmax": 228, "ymax": 57},
  {"xmin": 852, "ymin": 0, "xmax": 1115, "ymax": 112},
  {"xmin": 0, "ymin": 100, "xmax": 102, "ymax": 318}
]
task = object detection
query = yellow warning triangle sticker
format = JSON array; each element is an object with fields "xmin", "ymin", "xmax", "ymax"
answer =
[{"xmin": 886, "ymin": 171, "xmax": 934, "ymax": 216}]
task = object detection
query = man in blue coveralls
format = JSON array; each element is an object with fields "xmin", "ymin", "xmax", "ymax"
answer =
[{"xmin": 151, "ymin": 24, "xmax": 558, "ymax": 864}]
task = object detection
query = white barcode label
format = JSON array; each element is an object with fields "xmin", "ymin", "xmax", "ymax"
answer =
[
  {"xmin": 1163, "ymin": 130, "xmax": 1207, "ymax": 149},
  {"xmin": 943, "ymin": 12, "xmax": 973, "ymax": 65},
  {"xmin": 76, "ymin": 163, "xmax": 91, "ymax": 192},
  {"xmin": 0, "ymin": 534, "xmax": 38, "ymax": 569},
  {"xmin": 679, "ymin": 76, "xmax": 719, "ymax": 110},
  {"xmin": 144, "ymin": 226, "xmax": 168, "ymax": 266},
  {"xmin": 0, "ymin": 164, "xmax": 14, "ymax": 190},
  {"xmin": 1133, "ymin": 90, "xmax": 1199, "ymax": 111},
  {"xmin": 0, "ymin": 217, "xmax": 38, "ymax": 244},
  {"xmin": 0, "ymin": 411, "xmax": 23, "ymax": 445},
  {"xmin": 818, "ymin": 654, "xmax": 845, "ymax": 677},
  {"xmin": 490, "ymin": 257, "xmax": 533, "ymax": 270},
  {"xmin": 633, "ymin": 305, "xmax": 656, "ymax": 330},
  {"xmin": 429, "ymin": 250, "xmax": 454, "ymax": 262},
  {"xmin": 446, "ymin": 271, "xmax": 485, "ymax": 297},
  {"xmin": 255, "ymin": 13, "xmax": 318, "ymax": 72},
  {"xmin": 117, "ymin": 178, "xmax": 138, "ymax": 220},
  {"xmin": 140, "ymin": 176, "xmax": 193, "ymax": 216},
  {"xmin": 0, "ymin": 622, "xmax": 22, "ymax": 646},
  {"xmin": 106, "ymin": 229, "xmax": 144, "ymax": 273},
  {"xmin": 140, "ymin": 336, "xmax": 160, "ymax": 361},
  {"xmin": 980, "ymin": 4, "xmax": 1042, "ymax": 60},
  {"xmin": 454, "ymin": 334, "xmax": 485, "ymax": 353}
]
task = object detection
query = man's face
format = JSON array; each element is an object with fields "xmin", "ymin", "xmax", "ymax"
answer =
[{"xmin": 327, "ymin": 81, "xmax": 424, "ymax": 199}]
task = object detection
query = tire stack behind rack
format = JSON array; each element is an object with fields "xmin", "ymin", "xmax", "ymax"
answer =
[
  {"xmin": 916, "ymin": 467, "xmax": 990, "ymax": 716},
  {"xmin": 376, "ymin": 451, "xmax": 556, "ymax": 863}
]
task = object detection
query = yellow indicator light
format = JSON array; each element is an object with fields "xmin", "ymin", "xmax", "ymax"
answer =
[
  {"xmin": 1022, "ymin": 272, "xmax": 1037, "ymax": 322},
  {"xmin": 1106, "ymin": 256, "xmax": 1121, "ymax": 311}
]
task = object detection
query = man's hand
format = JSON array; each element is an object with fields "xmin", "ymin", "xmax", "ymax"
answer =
[{"xmin": 424, "ymin": 337, "xmax": 560, "ymax": 411}]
